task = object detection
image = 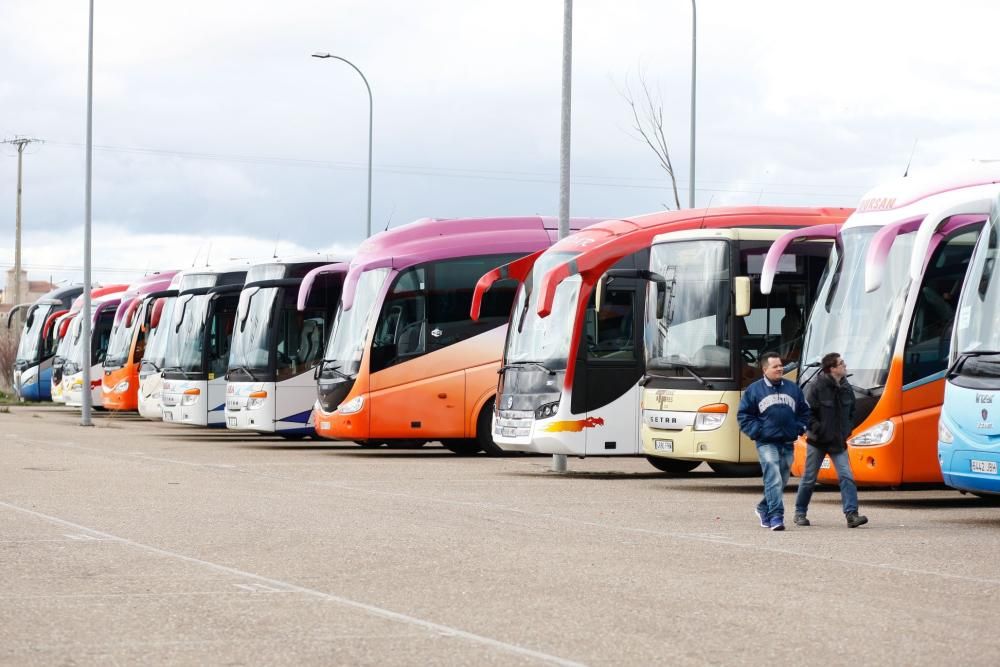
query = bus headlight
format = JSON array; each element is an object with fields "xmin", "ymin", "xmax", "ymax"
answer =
[
  {"xmin": 694, "ymin": 403, "xmax": 728, "ymax": 431},
  {"xmin": 338, "ymin": 395, "xmax": 365, "ymax": 414},
  {"xmin": 247, "ymin": 390, "xmax": 268, "ymax": 410},
  {"xmin": 114, "ymin": 380, "xmax": 130, "ymax": 393},
  {"xmin": 847, "ymin": 420, "xmax": 894, "ymax": 447},
  {"xmin": 535, "ymin": 401, "xmax": 560, "ymax": 419},
  {"xmin": 938, "ymin": 421, "xmax": 954, "ymax": 444},
  {"xmin": 181, "ymin": 388, "xmax": 201, "ymax": 406}
]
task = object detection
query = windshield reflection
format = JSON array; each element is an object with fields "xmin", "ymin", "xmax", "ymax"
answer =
[
  {"xmin": 15, "ymin": 304, "xmax": 52, "ymax": 365},
  {"xmin": 104, "ymin": 305, "xmax": 139, "ymax": 368},
  {"xmin": 163, "ymin": 295, "xmax": 209, "ymax": 373},
  {"xmin": 141, "ymin": 297, "xmax": 176, "ymax": 375},
  {"xmin": 646, "ymin": 240, "xmax": 732, "ymax": 378},
  {"xmin": 229, "ymin": 287, "xmax": 277, "ymax": 375},
  {"xmin": 502, "ymin": 250, "xmax": 581, "ymax": 371},
  {"xmin": 324, "ymin": 268, "xmax": 390, "ymax": 376},
  {"xmin": 953, "ymin": 210, "xmax": 1000, "ymax": 378},
  {"xmin": 803, "ymin": 227, "xmax": 913, "ymax": 390}
]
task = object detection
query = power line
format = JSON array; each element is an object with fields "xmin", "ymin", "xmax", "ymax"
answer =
[{"xmin": 43, "ymin": 140, "xmax": 864, "ymax": 200}]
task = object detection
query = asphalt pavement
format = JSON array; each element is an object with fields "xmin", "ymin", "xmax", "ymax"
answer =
[{"xmin": 2, "ymin": 405, "xmax": 999, "ymax": 666}]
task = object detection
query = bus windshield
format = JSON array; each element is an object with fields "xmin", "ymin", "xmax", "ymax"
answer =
[
  {"xmin": 229, "ymin": 287, "xmax": 278, "ymax": 379},
  {"xmin": 164, "ymin": 294, "xmax": 209, "ymax": 373},
  {"xmin": 104, "ymin": 306, "xmax": 139, "ymax": 368},
  {"xmin": 646, "ymin": 240, "xmax": 732, "ymax": 378},
  {"xmin": 324, "ymin": 268, "xmax": 390, "ymax": 376},
  {"xmin": 15, "ymin": 304, "xmax": 52, "ymax": 365},
  {"xmin": 953, "ymin": 213, "xmax": 1000, "ymax": 378},
  {"xmin": 142, "ymin": 297, "xmax": 176, "ymax": 375},
  {"xmin": 803, "ymin": 227, "xmax": 913, "ymax": 390},
  {"xmin": 505, "ymin": 251, "xmax": 582, "ymax": 371}
]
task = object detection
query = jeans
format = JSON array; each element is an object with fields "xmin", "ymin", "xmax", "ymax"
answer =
[
  {"xmin": 794, "ymin": 444, "xmax": 859, "ymax": 515},
  {"xmin": 755, "ymin": 443, "xmax": 795, "ymax": 519}
]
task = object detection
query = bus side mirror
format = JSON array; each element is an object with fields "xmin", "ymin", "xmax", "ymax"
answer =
[
  {"xmin": 655, "ymin": 281, "xmax": 666, "ymax": 320},
  {"xmin": 595, "ymin": 273, "xmax": 609, "ymax": 312},
  {"xmin": 734, "ymin": 276, "xmax": 751, "ymax": 317}
]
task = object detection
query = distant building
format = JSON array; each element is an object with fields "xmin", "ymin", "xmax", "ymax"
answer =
[{"xmin": 0, "ymin": 269, "xmax": 57, "ymax": 314}]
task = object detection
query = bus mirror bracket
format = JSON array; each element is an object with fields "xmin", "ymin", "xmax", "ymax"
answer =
[{"xmin": 734, "ymin": 276, "xmax": 752, "ymax": 317}]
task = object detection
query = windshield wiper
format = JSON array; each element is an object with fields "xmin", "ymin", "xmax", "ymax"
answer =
[
  {"xmin": 799, "ymin": 361, "xmax": 823, "ymax": 389},
  {"xmin": 318, "ymin": 361, "xmax": 354, "ymax": 381},
  {"xmin": 647, "ymin": 361, "xmax": 712, "ymax": 388},
  {"xmin": 230, "ymin": 363, "xmax": 258, "ymax": 382},
  {"xmin": 847, "ymin": 380, "xmax": 884, "ymax": 397},
  {"xmin": 948, "ymin": 350, "xmax": 1000, "ymax": 377},
  {"xmin": 160, "ymin": 365, "xmax": 185, "ymax": 375},
  {"xmin": 498, "ymin": 360, "xmax": 557, "ymax": 376}
]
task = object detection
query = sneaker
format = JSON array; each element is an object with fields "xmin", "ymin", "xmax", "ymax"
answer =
[
  {"xmin": 794, "ymin": 513, "xmax": 810, "ymax": 527},
  {"xmin": 769, "ymin": 516, "xmax": 785, "ymax": 531},
  {"xmin": 846, "ymin": 512, "xmax": 868, "ymax": 528},
  {"xmin": 754, "ymin": 508, "xmax": 769, "ymax": 528}
]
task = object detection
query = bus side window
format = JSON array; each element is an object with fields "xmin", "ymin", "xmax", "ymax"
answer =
[{"xmin": 587, "ymin": 289, "xmax": 635, "ymax": 361}]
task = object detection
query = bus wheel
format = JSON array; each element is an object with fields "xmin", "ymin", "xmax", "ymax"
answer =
[
  {"xmin": 353, "ymin": 440, "xmax": 384, "ymax": 448},
  {"xmin": 443, "ymin": 439, "xmax": 482, "ymax": 456},
  {"xmin": 476, "ymin": 399, "xmax": 506, "ymax": 457},
  {"xmin": 645, "ymin": 456, "xmax": 700, "ymax": 474},
  {"xmin": 707, "ymin": 462, "xmax": 760, "ymax": 477}
]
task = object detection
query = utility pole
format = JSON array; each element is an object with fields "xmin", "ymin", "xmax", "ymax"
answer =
[
  {"xmin": 2, "ymin": 137, "xmax": 42, "ymax": 323},
  {"xmin": 553, "ymin": 0, "xmax": 573, "ymax": 474}
]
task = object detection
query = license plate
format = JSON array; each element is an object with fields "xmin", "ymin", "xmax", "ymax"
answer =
[
  {"xmin": 654, "ymin": 439, "xmax": 673, "ymax": 452},
  {"xmin": 227, "ymin": 417, "xmax": 237, "ymax": 428},
  {"xmin": 501, "ymin": 427, "xmax": 517, "ymax": 438},
  {"xmin": 820, "ymin": 457, "xmax": 831, "ymax": 470},
  {"xmin": 971, "ymin": 460, "xmax": 998, "ymax": 474}
]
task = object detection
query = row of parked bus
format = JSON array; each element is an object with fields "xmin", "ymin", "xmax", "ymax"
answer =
[{"xmin": 7, "ymin": 162, "xmax": 1000, "ymax": 497}]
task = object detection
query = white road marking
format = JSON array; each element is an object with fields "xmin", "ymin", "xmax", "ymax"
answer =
[{"xmin": 0, "ymin": 500, "xmax": 586, "ymax": 667}]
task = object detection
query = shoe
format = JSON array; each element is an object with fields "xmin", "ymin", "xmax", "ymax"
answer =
[
  {"xmin": 846, "ymin": 512, "xmax": 868, "ymax": 528},
  {"xmin": 754, "ymin": 508, "xmax": 769, "ymax": 528},
  {"xmin": 769, "ymin": 516, "xmax": 785, "ymax": 531},
  {"xmin": 794, "ymin": 513, "xmax": 810, "ymax": 527}
]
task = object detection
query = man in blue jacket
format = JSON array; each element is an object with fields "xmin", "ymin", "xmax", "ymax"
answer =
[{"xmin": 737, "ymin": 352, "xmax": 810, "ymax": 531}]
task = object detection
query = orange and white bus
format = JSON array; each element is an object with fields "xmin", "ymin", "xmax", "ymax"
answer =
[
  {"xmin": 101, "ymin": 271, "xmax": 178, "ymax": 411},
  {"xmin": 312, "ymin": 216, "xmax": 596, "ymax": 454},
  {"xmin": 761, "ymin": 162, "xmax": 999, "ymax": 485}
]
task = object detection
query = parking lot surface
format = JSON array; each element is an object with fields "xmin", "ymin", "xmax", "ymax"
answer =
[{"xmin": 2, "ymin": 406, "xmax": 999, "ymax": 665}]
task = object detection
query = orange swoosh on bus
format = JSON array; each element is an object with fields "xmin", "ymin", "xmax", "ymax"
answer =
[{"xmin": 544, "ymin": 417, "xmax": 605, "ymax": 433}]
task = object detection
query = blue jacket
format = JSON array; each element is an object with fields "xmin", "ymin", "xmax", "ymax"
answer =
[{"xmin": 737, "ymin": 376, "xmax": 810, "ymax": 446}]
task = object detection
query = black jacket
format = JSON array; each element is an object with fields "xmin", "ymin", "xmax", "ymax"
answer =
[{"xmin": 804, "ymin": 373, "xmax": 855, "ymax": 453}]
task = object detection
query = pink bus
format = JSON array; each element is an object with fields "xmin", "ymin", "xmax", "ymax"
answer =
[{"xmin": 312, "ymin": 216, "xmax": 597, "ymax": 454}]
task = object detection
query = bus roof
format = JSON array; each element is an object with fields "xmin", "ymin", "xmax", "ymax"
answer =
[
  {"xmin": 114, "ymin": 271, "xmax": 179, "ymax": 323},
  {"xmin": 844, "ymin": 160, "xmax": 1000, "ymax": 231},
  {"xmin": 534, "ymin": 206, "xmax": 851, "ymax": 316},
  {"xmin": 342, "ymin": 216, "xmax": 599, "ymax": 309}
]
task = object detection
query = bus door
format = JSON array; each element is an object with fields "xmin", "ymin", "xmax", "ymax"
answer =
[
  {"xmin": 578, "ymin": 279, "xmax": 644, "ymax": 455},
  {"xmin": 899, "ymin": 225, "xmax": 983, "ymax": 480}
]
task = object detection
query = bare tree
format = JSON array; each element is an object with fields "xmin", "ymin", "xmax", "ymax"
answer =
[
  {"xmin": 619, "ymin": 71, "xmax": 682, "ymax": 210},
  {"xmin": 0, "ymin": 328, "xmax": 17, "ymax": 395}
]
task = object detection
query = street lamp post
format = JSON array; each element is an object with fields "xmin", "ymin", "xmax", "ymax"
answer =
[
  {"xmin": 81, "ymin": 0, "xmax": 95, "ymax": 427},
  {"xmin": 689, "ymin": 0, "xmax": 697, "ymax": 209},
  {"xmin": 311, "ymin": 52, "xmax": 373, "ymax": 239}
]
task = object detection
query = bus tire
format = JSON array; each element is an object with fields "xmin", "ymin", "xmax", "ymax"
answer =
[
  {"xmin": 645, "ymin": 456, "xmax": 700, "ymax": 474},
  {"xmin": 475, "ymin": 398, "xmax": 506, "ymax": 457},
  {"xmin": 707, "ymin": 461, "xmax": 760, "ymax": 477}
]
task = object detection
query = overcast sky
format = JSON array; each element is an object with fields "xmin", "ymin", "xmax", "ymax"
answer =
[{"xmin": 1, "ymin": 0, "xmax": 998, "ymax": 287}]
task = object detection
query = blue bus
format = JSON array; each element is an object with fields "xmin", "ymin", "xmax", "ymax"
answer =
[
  {"xmin": 937, "ymin": 196, "xmax": 1000, "ymax": 495},
  {"xmin": 9, "ymin": 285, "xmax": 83, "ymax": 401}
]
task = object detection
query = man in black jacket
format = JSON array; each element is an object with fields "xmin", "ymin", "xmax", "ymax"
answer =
[{"xmin": 794, "ymin": 352, "xmax": 868, "ymax": 528}]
